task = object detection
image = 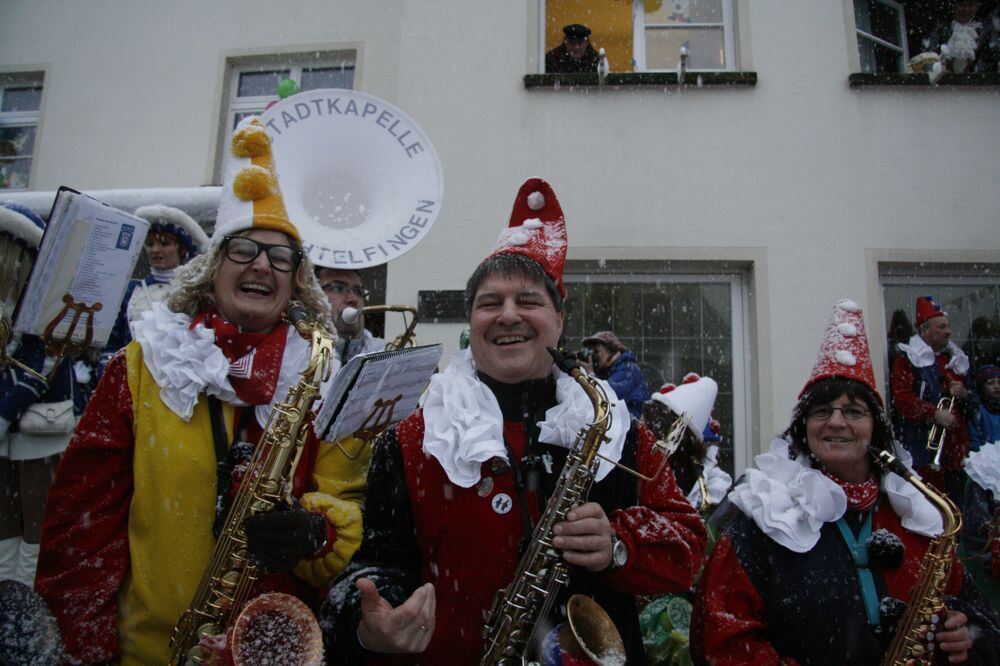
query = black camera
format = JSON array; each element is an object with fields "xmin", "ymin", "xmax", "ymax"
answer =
[{"xmin": 572, "ymin": 348, "xmax": 593, "ymax": 363}]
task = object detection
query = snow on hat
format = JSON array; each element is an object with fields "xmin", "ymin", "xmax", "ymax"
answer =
[
  {"xmin": 915, "ymin": 295, "xmax": 946, "ymax": 327},
  {"xmin": 582, "ymin": 330, "xmax": 626, "ymax": 353},
  {"xmin": 800, "ymin": 298, "xmax": 880, "ymax": 403},
  {"xmin": 649, "ymin": 373, "xmax": 718, "ymax": 442},
  {"xmin": 0, "ymin": 202, "xmax": 44, "ymax": 249},
  {"xmin": 213, "ymin": 116, "xmax": 300, "ymax": 245},
  {"xmin": 134, "ymin": 205, "xmax": 209, "ymax": 259},
  {"xmin": 486, "ymin": 178, "xmax": 567, "ymax": 298}
]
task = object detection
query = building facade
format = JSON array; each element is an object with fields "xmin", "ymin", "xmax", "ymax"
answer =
[{"xmin": 2, "ymin": 0, "xmax": 998, "ymax": 476}]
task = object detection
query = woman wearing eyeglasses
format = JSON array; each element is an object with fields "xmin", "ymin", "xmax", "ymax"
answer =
[
  {"xmin": 35, "ymin": 119, "xmax": 365, "ymax": 665},
  {"xmin": 691, "ymin": 300, "xmax": 1000, "ymax": 665}
]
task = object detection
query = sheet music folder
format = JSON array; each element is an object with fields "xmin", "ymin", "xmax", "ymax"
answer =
[
  {"xmin": 316, "ymin": 343, "xmax": 443, "ymax": 442},
  {"xmin": 12, "ymin": 186, "xmax": 149, "ymax": 349}
]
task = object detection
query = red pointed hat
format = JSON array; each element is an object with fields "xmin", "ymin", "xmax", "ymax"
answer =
[
  {"xmin": 800, "ymin": 299, "xmax": 881, "ymax": 404},
  {"xmin": 915, "ymin": 295, "xmax": 946, "ymax": 327},
  {"xmin": 487, "ymin": 178, "xmax": 568, "ymax": 298}
]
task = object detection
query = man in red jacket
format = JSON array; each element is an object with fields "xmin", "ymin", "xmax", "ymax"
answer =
[
  {"xmin": 890, "ymin": 295, "xmax": 977, "ymax": 503},
  {"xmin": 321, "ymin": 178, "xmax": 707, "ymax": 664}
]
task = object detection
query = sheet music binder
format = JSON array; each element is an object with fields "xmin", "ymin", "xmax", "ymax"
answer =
[
  {"xmin": 12, "ymin": 186, "xmax": 149, "ymax": 349},
  {"xmin": 315, "ymin": 343, "xmax": 443, "ymax": 442}
]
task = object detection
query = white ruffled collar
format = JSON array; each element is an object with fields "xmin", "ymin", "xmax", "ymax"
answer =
[
  {"xmin": 132, "ymin": 302, "xmax": 321, "ymax": 426},
  {"xmin": 729, "ymin": 438, "xmax": 942, "ymax": 553},
  {"xmin": 422, "ymin": 348, "xmax": 630, "ymax": 488},
  {"xmin": 686, "ymin": 444, "xmax": 733, "ymax": 509},
  {"xmin": 966, "ymin": 441, "xmax": 1000, "ymax": 498},
  {"xmin": 898, "ymin": 334, "xmax": 969, "ymax": 375}
]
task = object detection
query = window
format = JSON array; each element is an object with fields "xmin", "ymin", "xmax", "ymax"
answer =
[
  {"xmin": 224, "ymin": 51, "xmax": 356, "ymax": 133},
  {"xmin": 633, "ymin": 0, "xmax": 736, "ymax": 71},
  {"xmin": 881, "ymin": 264, "xmax": 1000, "ymax": 394},
  {"xmin": 542, "ymin": 0, "xmax": 737, "ymax": 73},
  {"xmin": 563, "ymin": 262, "xmax": 752, "ymax": 477},
  {"xmin": 854, "ymin": 0, "xmax": 908, "ymax": 73},
  {"xmin": 0, "ymin": 74, "xmax": 43, "ymax": 190},
  {"xmin": 853, "ymin": 0, "xmax": 1000, "ymax": 76}
]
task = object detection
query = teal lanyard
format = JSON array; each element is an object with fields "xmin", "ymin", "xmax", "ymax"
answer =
[{"xmin": 835, "ymin": 502, "xmax": 880, "ymax": 626}]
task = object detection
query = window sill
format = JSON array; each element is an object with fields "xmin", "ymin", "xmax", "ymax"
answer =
[
  {"xmin": 523, "ymin": 71, "xmax": 757, "ymax": 89},
  {"xmin": 848, "ymin": 72, "xmax": 1000, "ymax": 87}
]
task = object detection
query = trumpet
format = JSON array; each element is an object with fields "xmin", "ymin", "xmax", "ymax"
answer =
[
  {"xmin": 341, "ymin": 304, "xmax": 419, "ymax": 351},
  {"xmin": 926, "ymin": 396, "xmax": 954, "ymax": 471}
]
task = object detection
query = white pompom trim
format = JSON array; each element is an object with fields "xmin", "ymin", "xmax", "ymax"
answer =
[{"xmin": 527, "ymin": 191, "xmax": 545, "ymax": 210}]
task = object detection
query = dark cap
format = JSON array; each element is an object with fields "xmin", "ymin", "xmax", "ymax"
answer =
[
  {"xmin": 563, "ymin": 24, "xmax": 592, "ymax": 40},
  {"xmin": 582, "ymin": 330, "xmax": 626, "ymax": 353}
]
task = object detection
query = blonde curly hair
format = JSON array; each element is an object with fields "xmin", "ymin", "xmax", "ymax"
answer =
[{"xmin": 167, "ymin": 230, "xmax": 333, "ymax": 331}]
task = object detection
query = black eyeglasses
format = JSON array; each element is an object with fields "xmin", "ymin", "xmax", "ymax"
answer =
[
  {"xmin": 222, "ymin": 235, "xmax": 302, "ymax": 273},
  {"xmin": 807, "ymin": 405, "xmax": 871, "ymax": 422},
  {"xmin": 320, "ymin": 281, "xmax": 370, "ymax": 300}
]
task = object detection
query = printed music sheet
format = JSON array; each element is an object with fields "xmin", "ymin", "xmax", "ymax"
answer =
[{"xmin": 13, "ymin": 187, "xmax": 149, "ymax": 348}]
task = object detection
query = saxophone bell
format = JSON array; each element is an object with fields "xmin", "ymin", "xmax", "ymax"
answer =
[
  {"xmin": 231, "ymin": 593, "xmax": 324, "ymax": 666},
  {"xmin": 553, "ymin": 594, "xmax": 626, "ymax": 665}
]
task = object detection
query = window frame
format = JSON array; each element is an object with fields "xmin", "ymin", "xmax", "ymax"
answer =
[
  {"xmin": 215, "ymin": 50, "xmax": 357, "ymax": 183},
  {"xmin": 879, "ymin": 261, "xmax": 1000, "ymax": 391},
  {"xmin": 0, "ymin": 73, "xmax": 44, "ymax": 191},
  {"xmin": 563, "ymin": 261, "xmax": 754, "ymax": 476},
  {"xmin": 224, "ymin": 55, "xmax": 357, "ymax": 135},
  {"xmin": 853, "ymin": 0, "xmax": 909, "ymax": 74},
  {"xmin": 537, "ymin": 1, "xmax": 739, "ymax": 74},
  {"xmin": 631, "ymin": 0, "xmax": 737, "ymax": 73}
]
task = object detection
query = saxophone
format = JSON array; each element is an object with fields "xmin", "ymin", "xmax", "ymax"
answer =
[
  {"xmin": 872, "ymin": 449, "xmax": 963, "ymax": 666},
  {"xmin": 480, "ymin": 347, "xmax": 621, "ymax": 665},
  {"xmin": 170, "ymin": 303, "xmax": 335, "ymax": 665}
]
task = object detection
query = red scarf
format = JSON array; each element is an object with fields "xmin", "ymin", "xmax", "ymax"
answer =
[
  {"xmin": 824, "ymin": 470, "xmax": 880, "ymax": 511},
  {"xmin": 192, "ymin": 308, "xmax": 288, "ymax": 405}
]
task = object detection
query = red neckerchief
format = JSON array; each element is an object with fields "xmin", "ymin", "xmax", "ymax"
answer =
[
  {"xmin": 193, "ymin": 308, "xmax": 288, "ymax": 405},
  {"xmin": 823, "ymin": 470, "xmax": 880, "ymax": 511}
]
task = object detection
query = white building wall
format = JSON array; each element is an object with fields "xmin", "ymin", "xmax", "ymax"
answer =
[{"xmin": 2, "ymin": 0, "xmax": 998, "ymax": 459}]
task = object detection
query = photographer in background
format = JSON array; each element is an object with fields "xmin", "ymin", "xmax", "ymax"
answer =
[{"xmin": 582, "ymin": 330, "xmax": 649, "ymax": 420}]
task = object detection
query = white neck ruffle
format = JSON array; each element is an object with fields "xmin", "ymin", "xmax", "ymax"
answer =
[
  {"xmin": 966, "ymin": 441, "xmax": 1000, "ymax": 498},
  {"xmin": 729, "ymin": 438, "xmax": 942, "ymax": 553},
  {"xmin": 686, "ymin": 444, "xmax": 733, "ymax": 508},
  {"xmin": 132, "ymin": 302, "xmax": 327, "ymax": 426},
  {"xmin": 422, "ymin": 348, "xmax": 630, "ymax": 488},
  {"xmin": 898, "ymin": 334, "xmax": 969, "ymax": 375}
]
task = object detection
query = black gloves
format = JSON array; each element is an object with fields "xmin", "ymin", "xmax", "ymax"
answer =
[{"xmin": 243, "ymin": 507, "xmax": 328, "ymax": 573}]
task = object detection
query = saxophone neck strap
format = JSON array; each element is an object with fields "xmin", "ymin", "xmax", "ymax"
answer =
[
  {"xmin": 835, "ymin": 499, "xmax": 881, "ymax": 626},
  {"xmin": 209, "ymin": 398, "xmax": 253, "ymax": 539}
]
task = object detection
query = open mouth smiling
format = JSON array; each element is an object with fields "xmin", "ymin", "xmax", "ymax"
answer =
[
  {"xmin": 239, "ymin": 282, "xmax": 273, "ymax": 297},
  {"xmin": 493, "ymin": 334, "xmax": 531, "ymax": 346}
]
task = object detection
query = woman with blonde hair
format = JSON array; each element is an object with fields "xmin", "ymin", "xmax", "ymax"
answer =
[{"xmin": 36, "ymin": 118, "xmax": 364, "ymax": 665}]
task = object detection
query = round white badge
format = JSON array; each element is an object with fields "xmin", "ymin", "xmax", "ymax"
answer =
[
  {"xmin": 491, "ymin": 493, "xmax": 513, "ymax": 515},
  {"xmin": 259, "ymin": 89, "xmax": 443, "ymax": 269}
]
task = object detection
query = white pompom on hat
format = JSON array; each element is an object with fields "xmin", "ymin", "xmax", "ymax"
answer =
[
  {"xmin": 800, "ymin": 298, "xmax": 881, "ymax": 404},
  {"xmin": 649, "ymin": 373, "xmax": 718, "ymax": 442}
]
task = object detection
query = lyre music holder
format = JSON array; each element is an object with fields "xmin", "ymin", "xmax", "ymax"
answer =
[
  {"xmin": 337, "ymin": 393, "xmax": 405, "ymax": 460},
  {"xmin": 40, "ymin": 294, "xmax": 103, "ymax": 379}
]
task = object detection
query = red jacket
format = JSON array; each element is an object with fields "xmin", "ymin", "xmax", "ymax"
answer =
[
  {"xmin": 890, "ymin": 352, "xmax": 972, "ymax": 470},
  {"xmin": 324, "ymin": 404, "xmax": 707, "ymax": 664}
]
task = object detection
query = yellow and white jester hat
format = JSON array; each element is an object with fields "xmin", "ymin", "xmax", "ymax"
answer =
[{"xmin": 213, "ymin": 116, "xmax": 301, "ymax": 244}]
